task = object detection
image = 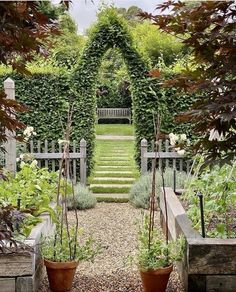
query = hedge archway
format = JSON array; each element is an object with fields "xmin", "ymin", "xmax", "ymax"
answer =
[{"xmin": 72, "ymin": 9, "xmax": 166, "ymax": 172}]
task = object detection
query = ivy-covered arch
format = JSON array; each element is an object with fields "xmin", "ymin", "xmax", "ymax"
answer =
[{"xmin": 71, "ymin": 9, "xmax": 165, "ymax": 172}]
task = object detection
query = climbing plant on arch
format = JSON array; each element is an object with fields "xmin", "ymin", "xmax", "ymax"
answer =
[{"xmin": 71, "ymin": 9, "xmax": 166, "ymax": 171}]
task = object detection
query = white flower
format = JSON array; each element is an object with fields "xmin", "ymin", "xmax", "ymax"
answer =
[
  {"xmin": 177, "ymin": 149, "xmax": 185, "ymax": 156},
  {"xmin": 23, "ymin": 126, "xmax": 35, "ymax": 138},
  {"xmin": 180, "ymin": 134, "xmax": 187, "ymax": 141},
  {"xmin": 33, "ymin": 131, "xmax": 37, "ymax": 136},
  {"xmin": 58, "ymin": 139, "xmax": 70, "ymax": 145},
  {"xmin": 169, "ymin": 133, "xmax": 179, "ymax": 146},
  {"xmin": 30, "ymin": 160, "xmax": 38, "ymax": 168},
  {"xmin": 20, "ymin": 154, "xmax": 24, "ymax": 160},
  {"xmin": 28, "ymin": 126, "xmax": 34, "ymax": 132},
  {"xmin": 209, "ymin": 129, "xmax": 223, "ymax": 141},
  {"xmin": 169, "ymin": 133, "xmax": 175, "ymax": 139},
  {"xmin": 20, "ymin": 161, "xmax": 26, "ymax": 169},
  {"xmin": 16, "ymin": 158, "xmax": 20, "ymax": 162}
]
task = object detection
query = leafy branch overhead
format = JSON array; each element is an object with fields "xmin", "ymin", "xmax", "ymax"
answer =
[
  {"xmin": 141, "ymin": 1, "xmax": 236, "ymax": 166},
  {"xmin": 0, "ymin": 1, "xmax": 59, "ymax": 143}
]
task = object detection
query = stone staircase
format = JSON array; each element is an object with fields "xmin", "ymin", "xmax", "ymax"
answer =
[{"xmin": 89, "ymin": 138, "xmax": 139, "ymax": 201}]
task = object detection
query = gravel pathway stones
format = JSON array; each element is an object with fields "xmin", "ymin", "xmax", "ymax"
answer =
[{"xmin": 39, "ymin": 203, "xmax": 184, "ymax": 292}]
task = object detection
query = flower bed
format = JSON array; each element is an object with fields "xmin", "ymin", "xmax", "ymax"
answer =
[
  {"xmin": 159, "ymin": 187, "xmax": 236, "ymax": 292},
  {"xmin": 0, "ymin": 211, "xmax": 54, "ymax": 292}
]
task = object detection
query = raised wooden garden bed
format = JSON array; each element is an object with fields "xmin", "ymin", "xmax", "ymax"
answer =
[
  {"xmin": 0, "ymin": 212, "xmax": 54, "ymax": 292},
  {"xmin": 160, "ymin": 187, "xmax": 236, "ymax": 292}
]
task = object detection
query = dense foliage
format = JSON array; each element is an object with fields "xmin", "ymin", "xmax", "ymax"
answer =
[
  {"xmin": 41, "ymin": 227, "xmax": 97, "ymax": 262},
  {"xmin": 0, "ymin": 205, "xmax": 26, "ymax": 253},
  {"xmin": 143, "ymin": 1, "xmax": 236, "ymax": 166},
  {"xmin": 0, "ymin": 164, "xmax": 58, "ymax": 236},
  {"xmin": 0, "ymin": 1, "xmax": 58, "ymax": 144},
  {"xmin": 67, "ymin": 184, "xmax": 97, "ymax": 210},
  {"xmin": 184, "ymin": 161, "xmax": 236, "ymax": 238},
  {"xmin": 71, "ymin": 9, "xmax": 168, "ymax": 166},
  {"xmin": 137, "ymin": 216, "xmax": 184, "ymax": 270},
  {"xmin": 129, "ymin": 169, "xmax": 188, "ymax": 209}
]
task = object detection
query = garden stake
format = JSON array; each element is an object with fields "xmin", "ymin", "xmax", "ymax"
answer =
[
  {"xmin": 173, "ymin": 169, "xmax": 176, "ymax": 193},
  {"xmin": 196, "ymin": 192, "xmax": 205, "ymax": 238},
  {"xmin": 16, "ymin": 196, "xmax": 21, "ymax": 232},
  {"xmin": 17, "ymin": 196, "xmax": 21, "ymax": 210}
]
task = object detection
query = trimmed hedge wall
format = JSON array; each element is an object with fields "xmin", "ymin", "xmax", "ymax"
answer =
[
  {"xmin": 0, "ymin": 72, "xmax": 94, "ymax": 175},
  {"xmin": 0, "ymin": 9, "xmax": 194, "ymax": 173},
  {"xmin": 71, "ymin": 9, "xmax": 168, "ymax": 166}
]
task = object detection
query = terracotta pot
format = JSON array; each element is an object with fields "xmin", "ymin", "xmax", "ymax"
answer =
[
  {"xmin": 140, "ymin": 265, "xmax": 173, "ymax": 292},
  {"xmin": 44, "ymin": 259, "xmax": 78, "ymax": 292}
]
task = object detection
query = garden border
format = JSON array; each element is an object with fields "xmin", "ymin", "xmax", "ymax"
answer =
[
  {"xmin": 0, "ymin": 211, "xmax": 55, "ymax": 292},
  {"xmin": 160, "ymin": 187, "xmax": 236, "ymax": 292}
]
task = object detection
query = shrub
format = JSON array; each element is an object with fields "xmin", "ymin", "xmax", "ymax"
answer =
[
  {"xmin": 129, "ymin": 168, "xmax": 188, "ymax": 209},
  {"xmin": 67, "ymin": 184, "xmax": 96, "ymax": 210}
]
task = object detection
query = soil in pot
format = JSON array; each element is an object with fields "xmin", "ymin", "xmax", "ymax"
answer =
[
  {"xmin": 44, "ymin": 259, "xmax": 79, "ymax": 292},
  {"xmin": 140, "ymin": 265, "xmax": 173, "ymax": 292}
]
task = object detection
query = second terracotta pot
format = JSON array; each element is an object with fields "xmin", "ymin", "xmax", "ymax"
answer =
[
  {"xmin": 44, "ymin": 259, "xmax": 79, "ymax": 292},
  {"xmin": 140, "ymin": 265, "xmax": 173, "ymax": 292}
]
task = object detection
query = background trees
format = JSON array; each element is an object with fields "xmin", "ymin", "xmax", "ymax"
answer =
[{"xmin": 142, "ymin": 0, "xmax": 236, "ymax": 165}]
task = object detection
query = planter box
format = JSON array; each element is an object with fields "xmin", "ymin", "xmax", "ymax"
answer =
[
  {"xmin": 160, "ymin": 187, "xmax": 236, "ymax": 292},
  {"xmin": 0, "ymin": 212, "xmax": 55, "ymax": 292}
]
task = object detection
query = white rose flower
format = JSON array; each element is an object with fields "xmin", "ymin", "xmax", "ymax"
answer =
[
  {"xmin": 20, "ymin": 161, "xmax": 25, "ymax": 169},
  {"xmin": 177, "ymin": 149, "xmax": 185, "ymax": 156},
  {"xmin": 170, "ymin": 136, "xmax": 178, "ymax": 146},
  {"xmin": 180, "ymin": 134, "xmax": 187, "ymax": 141},
  {"xmin": 169, "ymin": 133, "xmax": 175, "ymax": 139},
  {"xmin": 30, "ymin": 160, "xmax": 38, "ymax": 168},
  {"xmin": 28, "ymin": 126, "xmax": 34, "ymax": 132}
]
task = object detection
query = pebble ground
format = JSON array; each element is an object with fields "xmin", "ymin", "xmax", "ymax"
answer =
[{"xmin": 39, "ymin": 203, "xmax": 184, "ymax": 292}]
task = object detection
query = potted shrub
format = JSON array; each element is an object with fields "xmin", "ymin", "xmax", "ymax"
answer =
[
  {"xmin": 41, "ymin": 113, "xmax": 98, "ymax": 292},
  {"xmin": 137, "ymin": 117, "xmax": 184, "ymax": 292}
]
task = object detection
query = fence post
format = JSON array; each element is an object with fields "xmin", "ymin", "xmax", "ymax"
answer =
[
  {"xmin": 4, "ymin": 78, "xmax": 16, "ymax": 174},
  {"xmin": 141, "ymin": 138, "xmax": 148, "ymax": 175},
  {"xmin": 80, "ymin": 139, "xmax": 87, "ymax": 185}
]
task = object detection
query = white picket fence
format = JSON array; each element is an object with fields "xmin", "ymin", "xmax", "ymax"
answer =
[{"xmin": 141, "ymin": 138, "xmax": 191, "ymax": 175}]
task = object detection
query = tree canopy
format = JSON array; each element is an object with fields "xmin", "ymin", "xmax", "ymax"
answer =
[
  {"xmin": 142, "ymin": 0, "xmax": 236, "ymax": 165},
  {"xmin": 0, "ymin": 1, "xmax": 59, "ymax": 144}
]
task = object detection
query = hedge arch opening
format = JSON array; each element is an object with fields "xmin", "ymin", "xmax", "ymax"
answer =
[{"xmin": 72, "ymin": 9, "xmax": 165, "ymax": 172}]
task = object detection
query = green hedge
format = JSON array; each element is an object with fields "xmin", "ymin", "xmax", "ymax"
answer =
[
  {"xmin": 71, "ymin": 9, "xmax": 167, "ymax": 166},
  {"xmin": 0, "ymin": 71, "xmax": 94, "ymax": 174},
  {"xmin": 0, "ymin": 9, "xmax": 195, "ymax": 173}
]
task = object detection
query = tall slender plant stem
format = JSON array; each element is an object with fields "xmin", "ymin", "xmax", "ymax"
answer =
[{"xmin": 148, "ymin": 115, "xmax": 161, "ymax": 250}]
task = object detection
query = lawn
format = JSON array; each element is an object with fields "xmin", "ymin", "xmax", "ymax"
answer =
[{"xmin": 95, "ymin": 124, "xmax": 134, "ymax": 136}]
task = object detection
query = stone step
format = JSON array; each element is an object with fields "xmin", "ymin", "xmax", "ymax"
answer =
[
  {"xmin": 98, "ymin": 157, "xmax": 130, "ymax": 161},
  {"xmin": 95, "ymin": 170, "xmax": 134, "ymax": 174},
  {"xmin": 94, "ymin": 193, "xmax": 129, "ymax": 199},
  {"xmin": 97, "ymin": 162, "xmax": 132, "ymax": 166},
  {"xmin": 96, "ymin": 165, "xmax": 133, "ymax": 168},
  {"xmin": 90, "ymin": 184, "xmax": 132, "ymax": 188},
  {"xmin": 92, "ymin": 177, "xmax": 135, "ymax": 181}
]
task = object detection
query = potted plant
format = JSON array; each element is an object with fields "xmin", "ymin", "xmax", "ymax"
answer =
[
  {"xmin": 137, "ymin": 116, "xmax": 184, "ymax": 292},
  {"xmin": 40, "ymin": 111, "xmax": 98, "ymax": 292}
]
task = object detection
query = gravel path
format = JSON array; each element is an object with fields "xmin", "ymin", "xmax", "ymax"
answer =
[{"xmin": 39, "ymin": 203, "xmax": 184, "ymax": 292}]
